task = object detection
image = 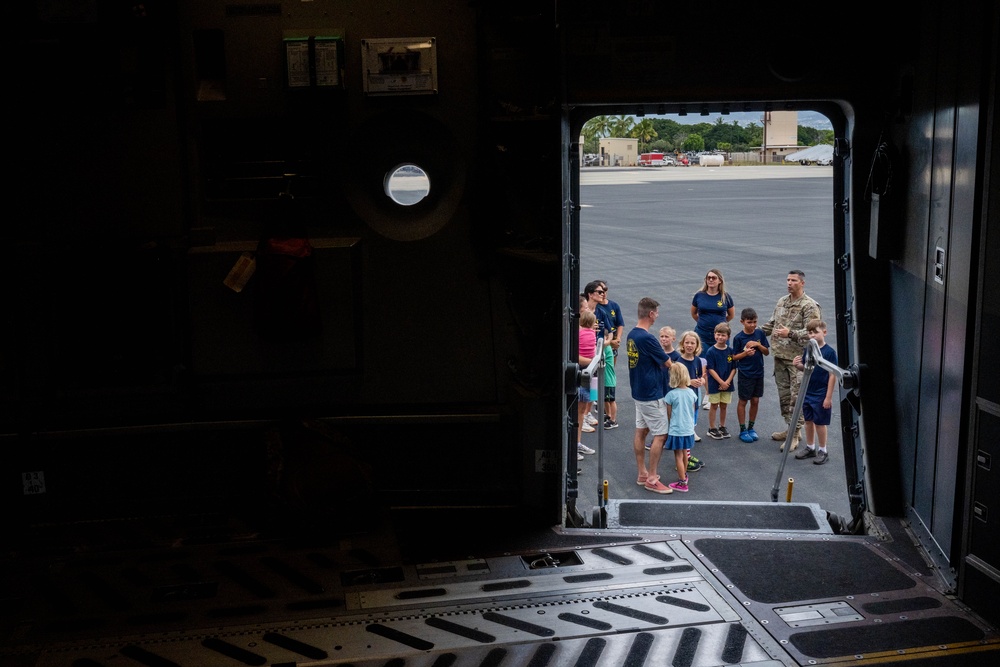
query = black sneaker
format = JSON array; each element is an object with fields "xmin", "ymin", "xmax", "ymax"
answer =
[
  {"xmin": 795, "ymin": 446, "xmax": 817, "ymax": 460},
  {"xmin": 604, "ymin": 419, "xmax": 619, "ymax": 429},
  {"xmin": 813, "ymin": 450, "xmax": 829, "ymax": 465},
  {"xmin": 687, "ymin": 457, "xmax": 704, "ymax": 472},
  {"xmin": 719, "ymin": 426, "xmax": 731, "ymax": 438},
  {"xmin": 708, "ymin": 428, "xmax": 724, "ymax": 440}
]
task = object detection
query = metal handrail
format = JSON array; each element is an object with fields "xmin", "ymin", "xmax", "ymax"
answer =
[
  {"xmin": 771, "ymin": 338, "xmax": 859, "ymax": 502},
  {"xmin": 580, "ymin": 337, "xmax": 607, "ymax": 523}
]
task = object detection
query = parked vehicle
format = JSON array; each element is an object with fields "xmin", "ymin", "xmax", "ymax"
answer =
[{"xmin": 638, "ymin": 152, "xmax": 666, "ymax": 166}]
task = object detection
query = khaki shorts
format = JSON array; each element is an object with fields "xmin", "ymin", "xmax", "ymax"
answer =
[
  {"xmin": 634, "ymin": 399, "xmax": 669, "ymax": 435},
  {"xmin": 708, "ymin": 391, "xmax": 733, "ymax": 405}
]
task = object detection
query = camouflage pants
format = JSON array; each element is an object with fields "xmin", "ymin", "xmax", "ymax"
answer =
[{"xmin": 773, "ymin": 356, "xmax": 804, "ymax": 430}]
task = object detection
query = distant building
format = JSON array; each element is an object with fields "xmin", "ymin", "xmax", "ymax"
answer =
[
  {"xmin": 597, "ymin": 137, "xmax": 637, "ymax": 166},
  {"xmin": 761, "ymin": 110, "xmax": 799, "ymax": 163}
]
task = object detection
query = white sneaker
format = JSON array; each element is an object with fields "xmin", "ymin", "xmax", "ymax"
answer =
[
  {"xmin": 578, "ymin": 442, "xmax": 596, "ymax": 455},
  {"xmin": 582, "ymin": 423, "xmax": 595, "ymax": 433},
  {"xmin": 702, "ymin": 399, "xmax": 710, "ymax": 409},
  {"xmin": 585, "ymin": 413, "xmax": 598, "ymax": 425},
  {"xmin": 578, "ymin": 452, "xmax": 585, "ymax": 460}
]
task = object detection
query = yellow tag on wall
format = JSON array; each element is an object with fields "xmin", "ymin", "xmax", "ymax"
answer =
[{"xmin": 223, "ymin": 252, "xmax": 256, "ymax": 292}]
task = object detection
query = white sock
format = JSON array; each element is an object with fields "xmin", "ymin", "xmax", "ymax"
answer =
[{"xmin": 819, "ymin": 445, "xmax": 827, "ymax": 452}]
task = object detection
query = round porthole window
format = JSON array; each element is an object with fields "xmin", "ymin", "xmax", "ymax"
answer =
[
  {"xmin": 384, "ymin": 163, "xmax": 431, "ymax": 206},
  {"xmin": 344, "ymin": 110, "xmax": 464, "ymax": 240}
]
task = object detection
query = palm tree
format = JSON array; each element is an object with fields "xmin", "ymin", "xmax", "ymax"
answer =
[
  {"xmin": 631, "ymin": 118, "xmax": 658, "ymax": 152},
  {"xmin": 610, "ymin": 115, "xmax": 635, "ymax": 138},
  {"xmin": 582, "ymin": 115, "xmax": 612, "ymax": 142}
]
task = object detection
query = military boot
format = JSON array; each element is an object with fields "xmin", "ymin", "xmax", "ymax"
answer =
[
  {"xmin": 772, "ymin": 429, "xmax": 788, "ymax": 442},
  {"xmin": 778, "ymin": 428, "xmax": 801, "ymax": 452}
]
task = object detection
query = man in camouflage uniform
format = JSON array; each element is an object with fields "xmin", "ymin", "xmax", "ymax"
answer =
[{"xmin": 760, "ymin": 270, "xmax": 821, "ymax": 451}]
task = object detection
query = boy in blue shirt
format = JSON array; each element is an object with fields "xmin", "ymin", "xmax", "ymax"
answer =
[
  {"xmin": 705, "ymin": 322, "xmax": 737, "ymax": 439},
  {"xmin": 732, "ymin": 307, "xmax": 770, "ymax": 442},
  {"xmin": 793, "ymin": 319, "xmax": 839, "ymax": 465}
]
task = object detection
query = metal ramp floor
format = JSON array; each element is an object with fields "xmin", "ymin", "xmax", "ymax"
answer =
[
  {"xmin": 4, "ymin": 518, "xmax": 1000, "ymax": 666},
  {"xmin": 603, "ymin": 499, "xmax": 832, "ymax": 534}
]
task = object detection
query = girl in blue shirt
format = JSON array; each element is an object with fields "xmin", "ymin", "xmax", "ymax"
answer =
[{"xmin": 664, "ymin": 363, "xmax": 698, "ymax": 492}]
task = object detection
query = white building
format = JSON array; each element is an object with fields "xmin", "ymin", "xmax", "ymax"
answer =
[{"xmin": 597, "ymin": 137, "xmax": 637, "ymax": 166}]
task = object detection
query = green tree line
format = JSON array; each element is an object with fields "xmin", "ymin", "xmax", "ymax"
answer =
[{"xmin": 580, "ymin": 115, "xmax": 835, "ymax": 154}]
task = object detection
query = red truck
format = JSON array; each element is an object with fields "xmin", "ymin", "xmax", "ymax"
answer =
[{"xmin": 638, "ymin": 152, "xmax": 679, "ymax": 166}]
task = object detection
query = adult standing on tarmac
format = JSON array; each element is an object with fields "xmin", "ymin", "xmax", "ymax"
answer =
[
  {"xmin": 584, "ymin": 281, "xmax": 614, "ymax": 341},
  {"xmin": 691, "ymin": 269, "xmax": 735, "ymax": 406},
  {"xmin": 626, "ymin": 297, "xmax": 675, "ymax": 494},
  {"xmin": 596, "ymin": 280, "xmax": 625, "ymax": 363},
  {"xmin": 596, "ymin": 280, "xmax": 625, "ymax": 429},
  {"xmin": 691, "ymin": 269, "xmax": 735, "ymax": 358},
  {"xmin": 760, "ymin": 270, "xmax": 822, "ymax": 451}
]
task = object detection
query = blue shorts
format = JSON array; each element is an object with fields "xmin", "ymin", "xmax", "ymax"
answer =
[
  {"xmin": 664, "ymin": 434, "xmax": 695, "ymax": 451},
  {"xmin": 737, "ymin": 374, "xmax": 764, "ymax": 400},
  {"xmin": 803, "ymin": 399, "xmax": 832, "ymax": 426},
  {"xmin": 578, "ymin": 387, "xmax": 591, "ymax": 402}
]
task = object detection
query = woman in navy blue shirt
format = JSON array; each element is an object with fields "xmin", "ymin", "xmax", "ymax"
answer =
[
  {"xmin": 691, "ymin": 269, "xmax": 735, "ymax": 407},
  {"xmin": 691, "ymin": 268, "xmax": 735, "ymax": 353}
]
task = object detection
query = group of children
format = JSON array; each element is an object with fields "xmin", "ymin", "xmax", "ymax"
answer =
[
  {"xmin": 642, "ymin": 310, "xmax": 838, "ymax": 493},
  {"xmin": 580, "ymin": 296, "xmax": 838, "ymax": 494}
]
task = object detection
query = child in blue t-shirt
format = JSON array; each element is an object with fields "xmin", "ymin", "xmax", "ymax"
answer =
[
  {"xmin": 793, "ymin": 319, "xmax": 839, "ymax": 466},
  {"xmin": 664, "ymin": 363, "xmax": 698, "ymax": 492},
  {"xmin": 705, "ymin": 322, "xmax": 736, "ymax": 439},
  {"xmin": 731, "ymin": 307, "xmax": 770, "ymax": 442},
  {"xmin": 658, "ymin": 326, "xmax": 680, "ymax": 397},
  {"xmin": 647, "ymin": 330, "xmax": 706, "ymax": 472}
]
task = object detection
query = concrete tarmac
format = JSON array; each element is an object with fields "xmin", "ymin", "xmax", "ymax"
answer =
[{"xmin": 577, "ymin": 165, "xmax": 851, "ymax": 520}]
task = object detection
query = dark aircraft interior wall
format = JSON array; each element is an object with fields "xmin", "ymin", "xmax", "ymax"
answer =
[
  {"xmin": 966, "ymin": 62, "xmax": 1000, "ymax": 623},
  {"xmin": 879, "ymin": 0, "xmax": 993, "ymax": 566},
  {"xmin": 859, "ymin": 0, "xmax": 997, "ymax": 620},
  {"xmin": 875, "ymin": 4, "xmax": 969, "ymax": 541},
  {"xmin": 7, "ymin": 1, "xmax": 566, "ymax": 532}
]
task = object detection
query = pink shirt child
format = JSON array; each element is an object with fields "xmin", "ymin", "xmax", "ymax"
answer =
[{"xmin": 579, "ymin": 326, "xmax": 596, "ymax": 359}]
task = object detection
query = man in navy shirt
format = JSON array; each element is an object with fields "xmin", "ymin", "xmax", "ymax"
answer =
[{"xmin": 626, "ymin": 297, "xmax": 674, "ymax": 494}]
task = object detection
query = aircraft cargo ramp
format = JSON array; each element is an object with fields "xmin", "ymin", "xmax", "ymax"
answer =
[{"xmin": 3, "ymin": 508, "xmax": 999, "ymax": 667}]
